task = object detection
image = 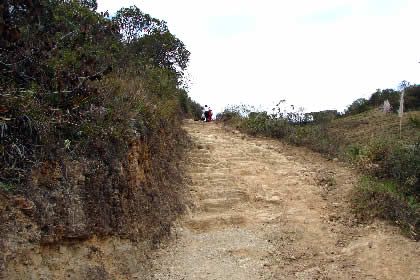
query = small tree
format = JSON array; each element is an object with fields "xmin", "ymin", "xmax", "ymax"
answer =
[{"xmin": 345, "ymin": 98, "xmax": 370, "ymax": 115}]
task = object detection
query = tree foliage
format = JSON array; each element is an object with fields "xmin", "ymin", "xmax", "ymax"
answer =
[
  {"xmin": 1, "ymin": 0, "xmax": 121, "ymax": 108},
  {"xmin": 113, "ymin": 6, "xmax": 167, "ymax": 43},
  {"xmin": 0, "ymin": 0, "xmax": 197, "ymax": 190},
  {"xmin": 345, "ymin": 98, "xmax": 370, "ymax": 115},
  {"xmin": 368, "ymin": 89, "xmax": 400, "ymax": 109},
  {"xmin": 113, "ymin": 6, "xmax": 190, "ymax": 80},
  {"xmin": 132, "ymin": 30, "xmax": 190, "ymax": 75},
  {"xmin": 1, "ymin": 1, "xmax": 191, "ymax": 108},
  {"xmin": 346, "ymin": 83, "xmax": 420, "ymax": 116}
]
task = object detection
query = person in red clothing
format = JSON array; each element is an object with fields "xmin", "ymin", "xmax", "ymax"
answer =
[{"xmin": 208, "ymin": 107, "xmax": 212, "ymax": 122}]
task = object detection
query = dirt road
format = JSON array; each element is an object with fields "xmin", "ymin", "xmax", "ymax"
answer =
[{"xmin": 145, "ymin": 120, "xmax": 419, "ymax": 280}]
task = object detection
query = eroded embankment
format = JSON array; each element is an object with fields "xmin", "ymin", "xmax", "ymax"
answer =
[
  {"xmin": 146, "ymin": 120, "xmax": 419, "ymax": 280},
  {"xmin": 0, "ymin": 134, "xmax": 189, "ymax": 280}
]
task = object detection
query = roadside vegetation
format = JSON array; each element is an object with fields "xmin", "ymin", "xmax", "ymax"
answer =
[
  {"xmin": 0, "ymin": 0, "xmax": 201, "ymax": 247},
  {"xmin": 0, "ymin": 0, "xmax": 201, "ymax": 192},
  {"xmin": 217, "ymin": 85, "xmax": 420, "ymax": 239}
]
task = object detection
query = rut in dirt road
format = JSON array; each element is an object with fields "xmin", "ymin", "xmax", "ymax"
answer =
[{"xmin": 145, "ymin": 120, "xmax": 419, "ymax": 280}]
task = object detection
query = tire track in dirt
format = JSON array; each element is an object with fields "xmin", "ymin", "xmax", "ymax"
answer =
[{"xmin": 143, "ymin": 120, "xmax": 419, "ymax": 280}]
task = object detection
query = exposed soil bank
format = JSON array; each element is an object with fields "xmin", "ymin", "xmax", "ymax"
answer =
[{"xmin": 1, "ymin": 135, "xmax": 188, "ymax": 280}]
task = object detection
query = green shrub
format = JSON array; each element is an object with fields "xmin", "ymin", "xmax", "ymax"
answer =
[
  {"xmin": 352, "ymin": 176, "xmax": 419, "ymax": 240},
  {"xmin": 346, "ymin": 137, "xmax": 419, "ymax": 195},
  {"xmin": 267, "ymin": 119, "xmax": 293, "ymax": 139},
  {"xmin": 286, "ymin": 122, "xmax": 346, "ymax": 157},
  {"xmin": 243, "ymin": 111, "xmax": 271, "ymax": 135},
  {"xmin": 216, "ymin": 110, "xmax": 242, "ymax": 123},
  {"xmin": 346, "ymin": 137, "xmax": 390, "ymax": 170},
  {"xmin": 382, "ymin": 143, "xmax": 420, "ymax": 196},
  {"xmin": 234, "ymin": 111, "xmax": 293, "ymax": 139},
  {"xmin": 408, "ymin": 116, "xmax": 420, "ymax": 128}
]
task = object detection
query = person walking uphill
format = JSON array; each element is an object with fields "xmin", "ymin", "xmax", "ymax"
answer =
[
  {"xmin": 203, "ymin": 105, "xmax": 210, "ymax": 122},
  {"xmin": 208, "ymin": 107, "xmax": 212, "ymax": 122}
]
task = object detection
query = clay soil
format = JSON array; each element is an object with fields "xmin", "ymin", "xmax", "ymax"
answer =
[{"xmin": 145, "ymin": 120, "xmax": 419, "ymax": 280}]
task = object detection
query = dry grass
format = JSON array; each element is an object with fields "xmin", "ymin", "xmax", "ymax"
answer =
[{"xmin": 330, "ymin": 109, "xmax": 420, "ymax": 145}]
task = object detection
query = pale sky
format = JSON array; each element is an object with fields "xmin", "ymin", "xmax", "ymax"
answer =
[{"xmin": 97, "ymin": 0, "xmax": 420, "ymax": 114}]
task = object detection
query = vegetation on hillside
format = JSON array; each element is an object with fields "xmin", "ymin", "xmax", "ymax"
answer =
[
  {"xmin": 0, "ymin": 0, "xmax": 202, "ymax": 260},
  {"xmin": 0, "ymin": 0, "xmax": 201, "ymax": 192},
  {"xmin": 217, "ymin": 85, "xmax": 420, "ymax": 239}
]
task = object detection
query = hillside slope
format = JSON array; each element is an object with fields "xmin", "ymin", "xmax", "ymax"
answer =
[
  {"xmin": 147, "ymin": 120, "xmax": 419, "ymax": 280},
  {"xmin": 329, "ymin": 109, "xmax": 420, "ymax": 146}
]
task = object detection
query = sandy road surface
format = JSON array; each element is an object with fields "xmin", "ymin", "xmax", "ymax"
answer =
[{"xmin": 144, "ymin": 120, "xmax": 419, "ymax": 280}]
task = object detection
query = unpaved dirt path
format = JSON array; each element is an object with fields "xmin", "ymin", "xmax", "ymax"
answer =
[{"xmin": 144, "ymin": 120, "xmax": 419, "ymax": 280}]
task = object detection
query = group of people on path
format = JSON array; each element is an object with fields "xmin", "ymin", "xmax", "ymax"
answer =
[{"xmin": 202, "ymin": 105, "xmax": 212, "ymax": 122}]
